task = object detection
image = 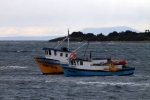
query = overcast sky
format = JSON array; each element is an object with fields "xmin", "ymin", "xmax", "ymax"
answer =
[{"xmin": 0, "ymin": 0, "xmax": 150, "ymax": 37}]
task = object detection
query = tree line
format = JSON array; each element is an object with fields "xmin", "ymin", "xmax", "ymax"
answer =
[{"xmin": 49, "ymin": 30, "xmax": 150, "ymax": 42}]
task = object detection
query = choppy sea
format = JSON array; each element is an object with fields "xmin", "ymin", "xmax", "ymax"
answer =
[{"xmin": 0, "ymin": 41, "xmax": 150, "ymax": 100}]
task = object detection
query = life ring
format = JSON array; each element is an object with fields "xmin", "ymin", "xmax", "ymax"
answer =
[{"xmin": 69, "ymin": 52, "xmax": 76, "ymax": 59}]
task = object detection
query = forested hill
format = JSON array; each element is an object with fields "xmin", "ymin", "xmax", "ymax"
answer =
[{"xmin": 49, "ymin": 30, "xmax": 150, "ymax": 42}]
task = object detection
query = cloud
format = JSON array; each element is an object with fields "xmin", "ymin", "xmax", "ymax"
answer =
[
  {"xmin": 0, "ymin": 0, "xmax": 150, "ymax": 37},
  {"xmin": 0, "ymin": 27, "xmax": 69, "ymax": 37}
]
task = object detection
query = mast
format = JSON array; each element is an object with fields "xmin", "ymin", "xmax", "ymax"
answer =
[
  {"xmin": 54, "ymin": 29, "xmax": 70, "ymax": 49},
  {"xmin": 68, "ymin": 29, "xmax": 70, "ymax": 51}
]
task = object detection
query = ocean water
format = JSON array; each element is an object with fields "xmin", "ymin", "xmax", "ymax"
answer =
[{"xmin": 0, "ymin": 41, "xmax": 150, "ymax": 100}]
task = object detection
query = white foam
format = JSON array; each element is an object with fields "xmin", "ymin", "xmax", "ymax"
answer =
[
  {"xmin": 76, "ymin": 81, "xmax": 150, "ymax": 87},
  {"xmin": 45, "ymin": 80, "xmax": 57, "ymax": 83},
  {"xmin": 0, "ymin": 66, "xmax": 27, "ymax": 69}
]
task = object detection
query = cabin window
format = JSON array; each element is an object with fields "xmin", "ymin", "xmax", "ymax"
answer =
[
  {"xmin": 74, "ymin": 60, "xmax": 76, "ymax": 65},
  {"xmin": 60, "ymin": 53, "xmax": 63, "ymax": 57},
  {"xmin": 45, "ymin": 50, "xmax": 48, "ymax": 55},
  {"xmin": 65, "ymin": 54, "xmax": 68, "ymax": 57},
  {"xmin": 76, "ymin": 60, "xmax": 79, "ymax": 66},
  {"xmin": 54, "ymin": 50, "xmax": 57, "ymax": 56},
  {"xmin": 80, "ymin": 61, "xmax": 83, "ymax": 65},
  {"xmin": 71, "ymin": 60, "xmax": 73, "ymax": 65},
  {"xmin": 49, "ymin": 50, "xmax": 51, "ymax": 55}
]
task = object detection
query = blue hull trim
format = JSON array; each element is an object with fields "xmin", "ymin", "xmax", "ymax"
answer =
[{"xmin": 60, "ymin": 64, "xmax": 135, "ymax": 77}]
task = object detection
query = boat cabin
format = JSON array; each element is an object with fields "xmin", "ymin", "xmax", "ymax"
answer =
[
  {"xmin": 69, "ymin": 58, "xmax": 108, "ymax": 66},
  {"xmin": 43, "ymin": 47, "xmax": 72, "ymax": 63}
]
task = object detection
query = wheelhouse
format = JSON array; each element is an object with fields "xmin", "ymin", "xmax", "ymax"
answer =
[{"xmin": 43, "ymin": 47, "xmax": 72, "ymax": 63}]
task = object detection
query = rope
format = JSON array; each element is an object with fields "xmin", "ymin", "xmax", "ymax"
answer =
[
  {"xmin": 83, "ymin": 41, "xmax": 89, "ymax": 58},
  {"xmin": 72, "ymin": 41, "xmax": 88, "ymax": 52},
  {"xmin": 54, "ymin": 37, "xmax": 67, "ymax": 49},
  {"xmin": 50, "ymin": 42, "xmax": 59, "ymax": 48}
]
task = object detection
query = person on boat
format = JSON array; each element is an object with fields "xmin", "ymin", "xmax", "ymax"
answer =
[{"xmin": 107, "ymin": 58, "xmax": 111, "ymax": 62}]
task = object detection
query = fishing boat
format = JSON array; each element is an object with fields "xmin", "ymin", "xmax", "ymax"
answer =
[
  {"xmin": 34, "ymin": 48, "xmax": 71, "ymax": 74},
  {"xmin": 34, "ymin": 30, "xmax": 72, "ymax": 74},
  {"xmin": 60, "ymin": 52, "xmax": 135, "ymax": 77}
]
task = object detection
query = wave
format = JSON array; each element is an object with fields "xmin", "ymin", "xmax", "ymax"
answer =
[
  {"xmin": 0, "ymin": 50, "xmax": 34, "ymax": 53},
  {"xmin": 0, "ymin": 66, "xmax": 27, "ymax": 69},
  {"xmin": 45, "ymin": 80, "xmax": 57, "ymax": 83},
  {"xmin": 76, "ymin": 81, "xmax": 150, "ymax": 87}
]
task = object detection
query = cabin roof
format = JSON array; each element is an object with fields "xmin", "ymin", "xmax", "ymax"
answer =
[{"xmin": 43, "ymin": 47, "xmax": 72, "ymax": 53}]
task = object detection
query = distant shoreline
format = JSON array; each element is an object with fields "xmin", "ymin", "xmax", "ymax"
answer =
[
  {"xmin": 0, "ymin": 40, "xmax": 150, "ymax": 43},
  {"xmin": 48, "ymin": 41, "xmax": 150, "ymax": 43}
]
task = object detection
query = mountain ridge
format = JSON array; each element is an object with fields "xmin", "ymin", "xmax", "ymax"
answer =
[
  {"xmin": 0, "ymin": 26, "xmax": 140, "ymax": 40},
  {"xmin": 81, "ymin": 26, "xmax": 140, "ymax": 35}
]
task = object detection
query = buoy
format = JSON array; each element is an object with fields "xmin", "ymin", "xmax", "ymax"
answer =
[
  {"xmin": 111, "ymin": 60, "xmax": 126, "ymax": 65},
  {"xmin": 69, "ymin": 52, "xmax": 76, "ymax": 59},
  {"xmin": 119, "ymin": 60, "xmax": 126, "ymax": 65}
]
